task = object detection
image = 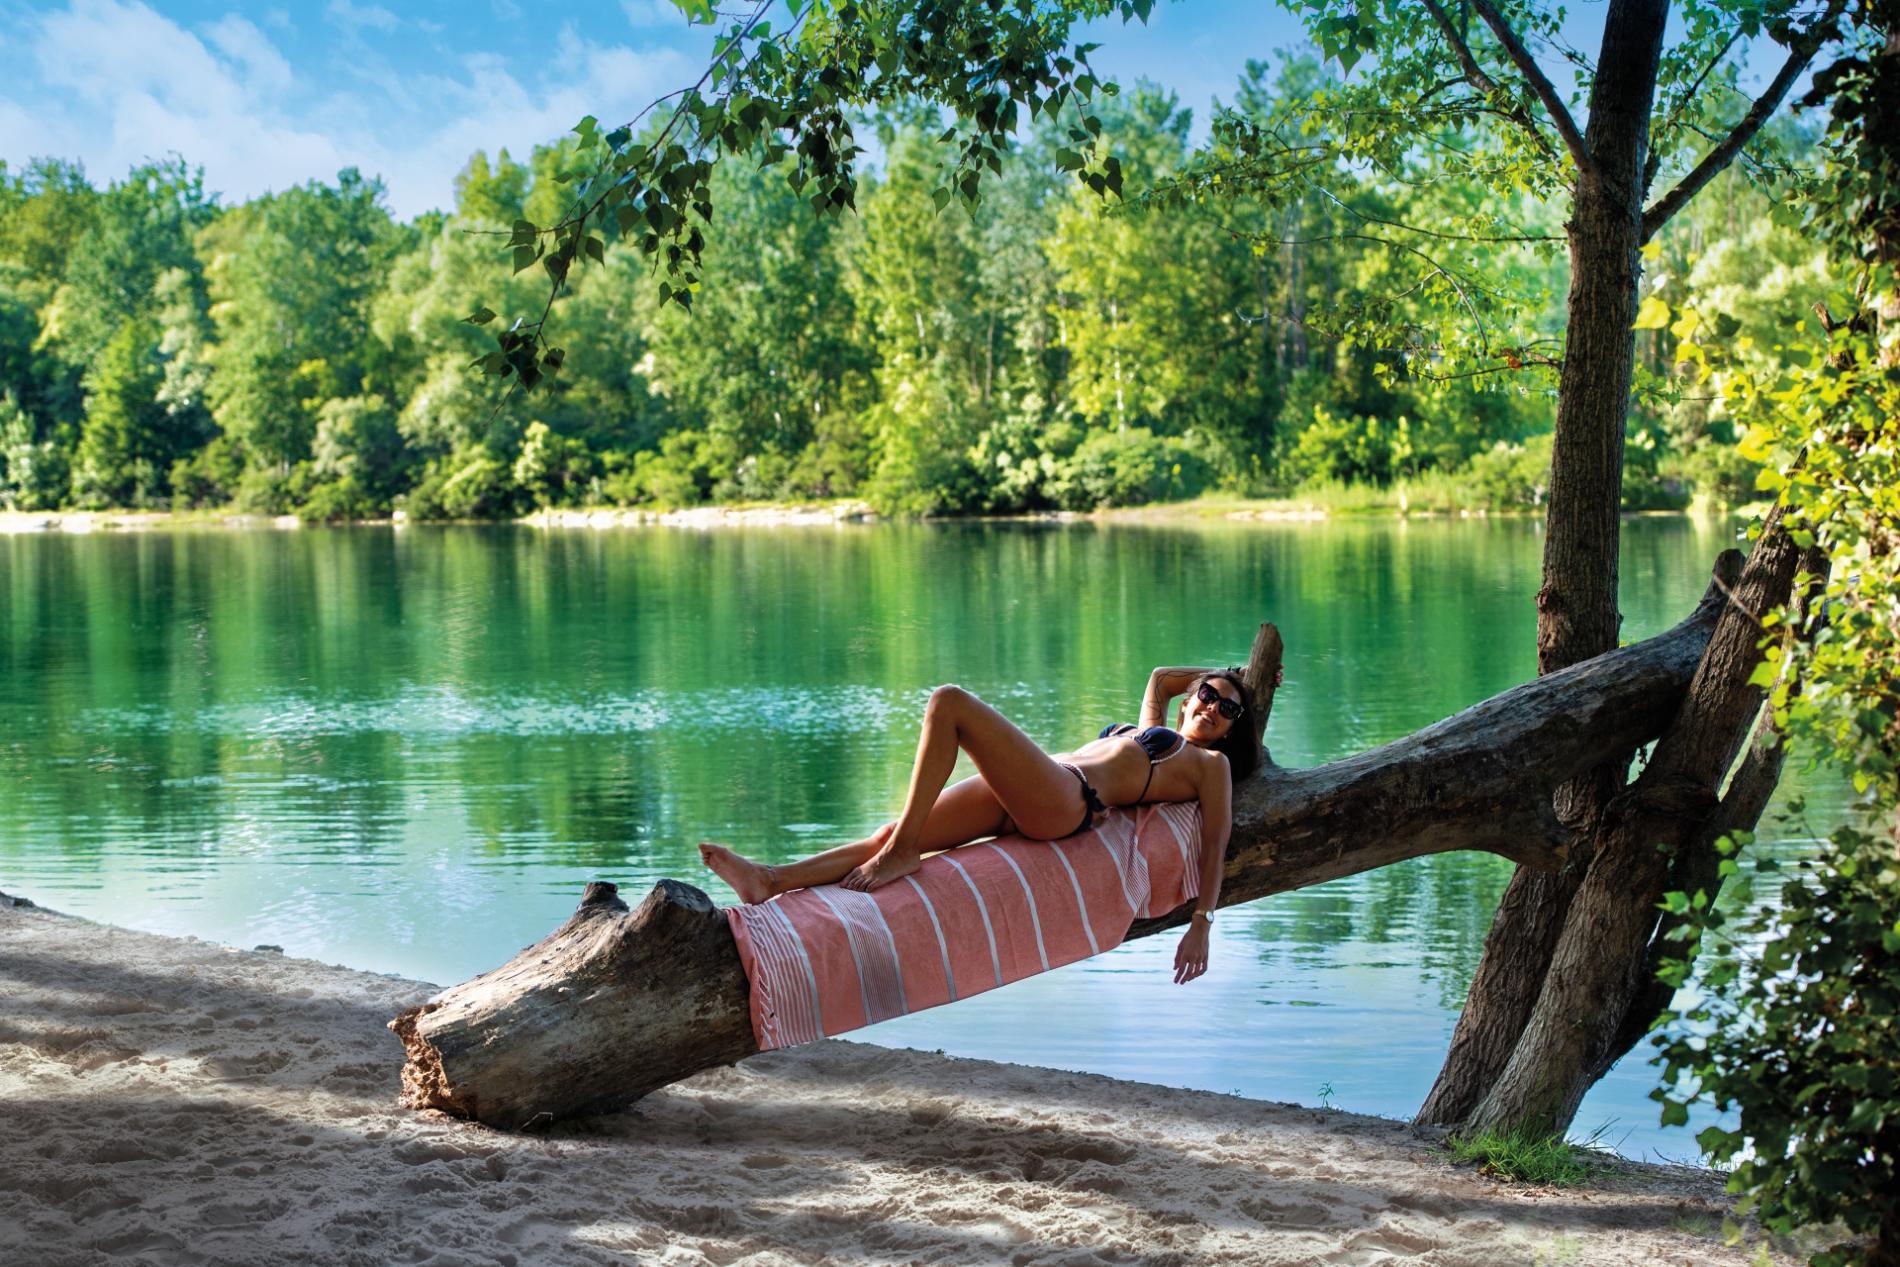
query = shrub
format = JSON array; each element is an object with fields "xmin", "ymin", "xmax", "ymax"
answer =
[
  {"xmin": 1676, "ymin": 434, "xmax": 1763, "ymax": 510},
  {"xmin": 1621, "ymin": 420, "xmax": 1692, "ymax": 510},
  {"xmin": 512, "ymin": 420, "xmax": 598, "ymax": 509},
  {"xmin": 1460, "ymin": 432, "xmax": 1554, "ymax": 510},
  {"xmin": 1280, "ymin": 405, "xmax": 1400, "ymax": 487},
  {"xmin": 298, "ymin": 475, "xmax": 380, "ymax": 522},
  {"xmin": 1654, "ymin": 823, "xmax": 1900, "ymax": 1267},
  {"xmin": 1, "ymin": 394, "xmax": 71, "ymax": 510},
  {"xmin": 234, "ymin": 462, "xmax": 314, "ymax": 515},
  {"xmin": 401, "ymin": 448, "xmax": 523, "ymax": 520},
  {"xmin": 1044, "ymin": 425, "xmax": 1211, "ymax": 510},
  {"xmin": 313, "ymin": 395, "xmax": 409, "ymax": 501},
  {"xmin": 169, "ymin": 435, "xmax": 244, "ymax": 510},
  {"xmin": 599, "ymin": 430, "xmax": 726, "ymax": 508}
]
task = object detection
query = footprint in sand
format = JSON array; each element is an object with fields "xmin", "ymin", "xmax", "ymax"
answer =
[
  {"xmin": 199, "ymin": 1198, "xmax": 290, "ymax": 1229},
  {"xmin": 1237, "ymin": 1195, "xmax": 1334, "ymax": 1228},
  {"xmin": 741, "ymin": 1153, "xmax": 791, "ymax": 1169}
]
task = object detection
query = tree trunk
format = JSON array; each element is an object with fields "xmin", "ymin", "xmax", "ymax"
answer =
[
  {"xmin": 394, "ymin": 575, "xmax": 1736, "ymax": 1129},
  {"xmin": 1420, "ymin": 0, "xmax": 1670, "ymax": 1125},
  {"xmin": 1465, "ymin": 505, "xmax": 1809, "ymax": 1135}
]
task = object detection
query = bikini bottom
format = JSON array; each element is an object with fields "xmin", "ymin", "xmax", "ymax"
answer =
[{"xmin": 1060, "ymin": 763, "xmax": 1109, "ymax": 837}]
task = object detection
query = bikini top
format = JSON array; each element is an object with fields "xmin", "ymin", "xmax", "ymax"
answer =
[
  {"xmin": 1098, "ymin": 723, "xmax": 1185, "ymax": 762},
  {"xmin": 1098, "ymin": 723, "xmax": 1186, "ymax": 803}
]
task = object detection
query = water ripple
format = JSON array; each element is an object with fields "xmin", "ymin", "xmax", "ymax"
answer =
[{"xmin": 77, "ymin": 683, "xmax": 926, "ymax": 740}]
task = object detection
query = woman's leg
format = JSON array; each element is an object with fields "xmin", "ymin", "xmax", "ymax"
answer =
[
  {"xmin": 841, "ymin": 684, "xmax": 1082, "ymax": 891},
  {"xmin": 700, "ymin": 776, "xmax": 1011, "ymax": 902}
]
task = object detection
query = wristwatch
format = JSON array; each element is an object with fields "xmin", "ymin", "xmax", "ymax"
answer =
[{"xmin": 1192, "ymin": 908, "xmax": 1215, "ymax": 926}]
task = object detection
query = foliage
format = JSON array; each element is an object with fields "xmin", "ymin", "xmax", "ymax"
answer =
[
  {"xmin": 0, "ymin": 390, "xmax": 68, "ymax": 511},
  {"xmin": 1044, "ymin": 425, "xmax": 1209, "ymax": 509},
  {"xmin": 513, "ymin": 419, "xmax": 599, "ymax": 509},
  {"xmin": 1649, "ymin": 17, "xmax": 1900, "ymax": 1260},
  {"xmin": 402, "ymin": 447, "xmax": 525, "ymax": 520},
  {"xmin": 0, "ymin": 18, "xmax": 1844, "ymax": 521},
  {"xmin": 203, "ymin": 169, "xmax": 398, "ymax": 474},
  {"xmin": 1460, "ymin": 432, "xmax": 1553, "ymax": 511},
  {"xmin": 461, "ymin": 0, "xmax": 1148, "ymax": 391},
  {"xmin": 71, "ymin": 318, "xmax": 167, "ymax": 508}
]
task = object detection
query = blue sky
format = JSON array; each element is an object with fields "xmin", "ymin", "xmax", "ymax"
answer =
[{"xmin": 0, "ymin": 0, "xmax": 1803, "ymax": 221}]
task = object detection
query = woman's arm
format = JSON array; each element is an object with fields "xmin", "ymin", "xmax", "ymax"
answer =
[
  {"xmin": 1173, "ymin": 752, "xmax": 1232, "ymax": 984},
  {"xmin": 1140, "ymin": 666, "xmax": 1210, "ymax": 729}
]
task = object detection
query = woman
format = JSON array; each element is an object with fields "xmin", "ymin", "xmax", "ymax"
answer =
[{"xmin": 700, "ymin": 663, "xmax": 1277, "ymax": 984}]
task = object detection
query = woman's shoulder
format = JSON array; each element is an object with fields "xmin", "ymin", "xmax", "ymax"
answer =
[{"xmin": 1187, "ymin": 741, "xmax": 1231, "ymax": 776}]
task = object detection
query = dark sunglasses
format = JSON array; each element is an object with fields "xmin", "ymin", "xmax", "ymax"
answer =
[{"xmin": 1196, "ymin": 681, "xmax": 1244, "ymax": 720}]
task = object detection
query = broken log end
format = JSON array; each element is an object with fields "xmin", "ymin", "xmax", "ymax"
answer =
[
  {"xmin": 1240, "ymin": 621, "xmax": 1284, "ymax": 754},
  {"xmin": 388, "ymin": 1001, "xmax": 477, "ymax": 1119},
  {"xmin": 579, "ymin": 880, "xmax": 629, "ymax": 913}
]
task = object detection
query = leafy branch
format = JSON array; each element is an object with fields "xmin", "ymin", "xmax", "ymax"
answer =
[{"xmin": 466, "ymin": 0, "xmax": 1146, "ymax": 397}]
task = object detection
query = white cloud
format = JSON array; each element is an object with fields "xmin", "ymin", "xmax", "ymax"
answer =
[
  {"xmin": 621, "ymin": 0, "xmax": 692, "ymax": 28},
  {"xmin": 377, "ymin": 30, "xmax": 690, "ymax": 216},
  {"xmin": 0, "ymin": 0, "xmax": 697, "ymax": 219},
  {"xmin": 203, "ymin": 15, "xmax": 294, "ymax": 99},
  {"xmin": 24, "ymin": 0, "xmax": 346, "ymax": 200},
  {"xmin": 324, "ymin": 0, "xmax": 399, "ymax": 33}
]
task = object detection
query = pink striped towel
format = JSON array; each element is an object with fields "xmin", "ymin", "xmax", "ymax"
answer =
[{"xmin": 724, "ymin": 802, "xmax": 1205, "ymax": 1051}]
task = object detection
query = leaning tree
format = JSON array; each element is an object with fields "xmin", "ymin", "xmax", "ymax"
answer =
[{"xmin": 453, "ymin": 0, "xmax": 1851, "ymax": 1137}]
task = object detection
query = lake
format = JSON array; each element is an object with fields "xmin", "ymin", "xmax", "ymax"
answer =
[{"xmin": 0, "ymin": 516, "xmax": 1840, "ymax": 1159}]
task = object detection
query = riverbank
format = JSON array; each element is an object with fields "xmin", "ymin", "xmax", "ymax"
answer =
[
  {"xmin": 1, "ymin": 892, "xmax": 1792, "ymax": 1267},
  {"xmin": 1, "ymin": 496, "xmax": 1745, "ymax": 534}
]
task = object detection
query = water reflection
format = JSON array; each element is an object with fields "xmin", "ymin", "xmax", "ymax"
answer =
[{"xmin": 0, "ymin": 518, "xmax": 1847, "ymax": 1159}]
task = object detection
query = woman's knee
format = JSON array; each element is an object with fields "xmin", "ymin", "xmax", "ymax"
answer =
[{"xmin": 927, "ymin": 683, "xmax": 973, "ymax": 716}]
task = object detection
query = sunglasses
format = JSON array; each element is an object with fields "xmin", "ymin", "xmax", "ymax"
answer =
[{"xmin": 1196, "ymin": 681, "xmax": 1244, "ymax": 720}]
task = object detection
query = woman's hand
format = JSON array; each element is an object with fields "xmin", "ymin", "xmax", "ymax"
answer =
[{"xmin": 1173, "ymin": 921, "xmax": 1211, "ymax": 984}]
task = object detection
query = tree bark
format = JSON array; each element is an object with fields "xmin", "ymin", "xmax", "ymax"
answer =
[
  {"xmin": 393, "ymin": 571, "xmax": 1736, "ymax": 1129},
  {"xmin": 1465, "ymin": 506, "xmax": 1808, "ymax": 1136},
  {"xmin": 1422, "ymin": 0, "xmax": 1670, "ymax": 1124}
]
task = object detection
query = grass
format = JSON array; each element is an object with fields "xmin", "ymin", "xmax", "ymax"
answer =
[{"xmin": 1443, "ymin": 1127, "xmax": 1600, "ymax": 1186}]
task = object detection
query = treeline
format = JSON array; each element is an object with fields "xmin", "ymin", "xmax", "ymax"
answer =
[{"xmin": 0, "ymin": 63, "xmax": 1815, "ymax": 520}]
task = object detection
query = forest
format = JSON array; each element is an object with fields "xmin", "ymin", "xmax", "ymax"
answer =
[{"xmin": 0, "ymin": 57, "xmax": 1829, "ymax": 520}]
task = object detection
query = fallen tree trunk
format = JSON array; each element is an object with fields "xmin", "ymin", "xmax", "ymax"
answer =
[{"xmin": 392, "ymin": 554, "xmax": 1743, "ymax": 1129}]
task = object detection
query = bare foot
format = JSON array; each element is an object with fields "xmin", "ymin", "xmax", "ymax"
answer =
[
  {"xmin": 840, "ymin": 845, "xmax": 920, "ymax": 892},
  {"xmin": 698, "ymin": 842, "xmax": 777, "ymax": 904}
]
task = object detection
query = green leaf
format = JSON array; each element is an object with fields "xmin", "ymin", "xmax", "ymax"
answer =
[{"xmin": 462, "ymin": 307, "xmax": 496, "ymax": 326}]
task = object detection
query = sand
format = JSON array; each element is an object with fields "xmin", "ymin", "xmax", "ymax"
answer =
[{"xmin": 1, "ymin": 892, "xmax": 1785, "ymax": 1267}]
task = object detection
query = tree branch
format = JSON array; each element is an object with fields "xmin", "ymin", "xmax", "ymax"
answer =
[
  {"xmin": 1642, "ymin": 30, "xmax": 1742, "ymax": 194},
  {"xmin": 1418, "ymin": 0, "xmax": 1556, "ymax": 163},
  {"xmin": 1466, "ymin": 0, "xmax": 1595, "ymax": 173},
  {"xmin": 1641, "ymin": 0, "xmax": 1846, "ymax": 240}
]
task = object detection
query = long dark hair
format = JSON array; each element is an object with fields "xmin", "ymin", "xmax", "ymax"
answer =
[{"xmin": 1177, "ymin": 669, "xmax": 1259, "ymax": 781}]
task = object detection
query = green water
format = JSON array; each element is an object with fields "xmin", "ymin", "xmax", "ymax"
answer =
[{"xmin": 0, "ymin": 518, "xmax": 1839, "ymax": 1158}]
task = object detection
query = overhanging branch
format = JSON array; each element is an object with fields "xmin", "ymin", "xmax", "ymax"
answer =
[
  {"xmin": 1419, "ymin": 0, "xmax": 1559, "ymax": 163},
  {"xmin": 1641, "ymin": 0, "xmax": 1846, "ymax": 240},
  {"xmin": 1467, "ymin": 0, "xmax": 1595, "ymax": 174}
]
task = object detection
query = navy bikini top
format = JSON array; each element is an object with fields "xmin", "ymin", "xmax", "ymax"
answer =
[
  {"xmin": 1099, "ymin": 723, "xmax": 1185, "ymax": 761},
  {"xmin": 1098, "ymin": 723, "xmax": 1186, "ymax": 804}
]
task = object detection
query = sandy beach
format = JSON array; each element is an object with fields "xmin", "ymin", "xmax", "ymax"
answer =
[{"xmin": 1, "ymin": 892, "xmax": 1783, "ymax": 1267}]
